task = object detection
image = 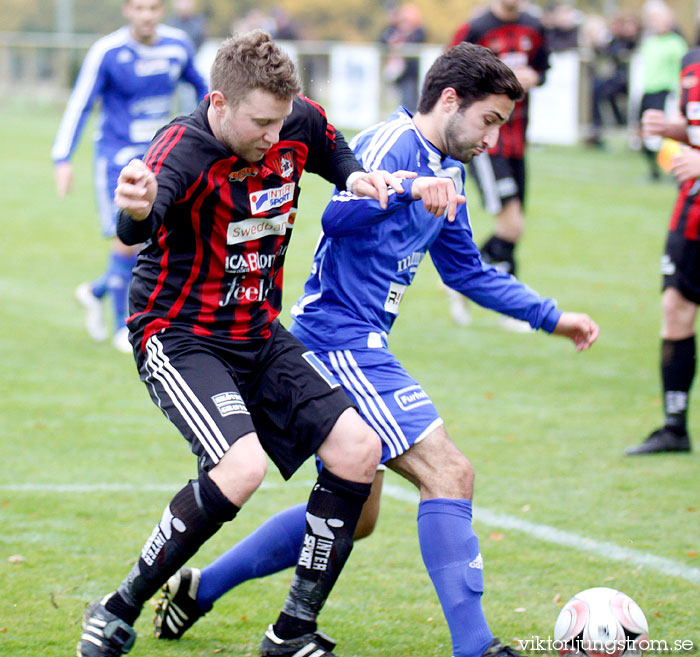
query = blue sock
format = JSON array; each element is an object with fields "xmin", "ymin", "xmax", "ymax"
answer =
[
  {"xmin": 90, "ymin": 271, "xmax": 109, "ymax": 299},
  {"xmin": 417, "ymin": 498, "xmax": 493, "ymax": 657},
  {"xmin": 196, "ymin": 502, "xmax": 306, "ymax": 609},
  {"xmin": 106, "ymin": 252, "xmax": 137, "ymax": 330}
]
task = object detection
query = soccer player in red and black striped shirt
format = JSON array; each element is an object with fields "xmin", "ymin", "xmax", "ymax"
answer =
[
  {"xmin": 446, "ymin": 0, "xmax": 549, "ymax": 330},
  {"xmin": 626, "ymin": 48, "xmax": 700, "ymax": 455},
  {"xmin": 76, "ymin": 31, "xmax": 408, "ymax": 657}
]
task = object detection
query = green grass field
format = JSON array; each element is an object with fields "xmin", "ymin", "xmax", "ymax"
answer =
[{"xmin": 1, "ymin": 103, "xmax": 698, "ymax": 657}]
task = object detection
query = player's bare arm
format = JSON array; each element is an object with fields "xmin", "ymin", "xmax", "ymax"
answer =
[
  {"xmin": 114, "ymin": 158, "xmax": 158, "ymax": 221},
  {"xmin": 552, "ymin": 312, "xmax": 600, "ymax": 352},
  {"xmin": 411, "ymin": 176, "xmax": 466, "ymax": 222},
  {"xmin": 54, "ymin": 161, "xmax": 73, "ymax": 197},
  {"xmin": 670, "ymin": 149, "xmax": 700, "ymax": 183},
  {"xmin": 512, "ymin": 65, "xmax": 540, "ymax": 91},
  {"xmin": 641, "ymin": 110, "xmax": 688, "ymax": 143},
  {"xmin": 350, "ymin": 169, "xmax": 417, "ymax": 209}
]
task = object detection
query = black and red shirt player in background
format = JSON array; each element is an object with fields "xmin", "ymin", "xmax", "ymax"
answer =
[
  {"xmin": 628, "ymin": 47, "xmax": 700, "ymax": 455},
  {"xmin": 76, "ymin": 30, "xmax": 412, "ymax": 657},
  {"xmin": 445, "ymin": 0, "xmax": 550, "ymax": 331}
]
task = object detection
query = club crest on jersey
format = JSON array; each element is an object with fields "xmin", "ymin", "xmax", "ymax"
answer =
[
  {"xmin": 275, "ymin": 152, "xmax": 295, "ymax": 178},
  {"xmin": 682, "ymin": 74, "xmax": 699, "ymax": 89},
  {"xmin": 687, "ymin": 102, "xmax": 700, "ymax": 121},
  {"xmin": 249, "ymin": 182, "xmax": 295, "ymax": 215},
  {"xmin": 229, "ymin": 166, "xmax": 258, "ymax": 182}
]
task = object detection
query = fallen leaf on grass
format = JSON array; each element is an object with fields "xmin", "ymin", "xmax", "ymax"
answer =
[
  {"xmin": 514, "ymin": 608, "xmax": 526, "ymax": 613},
  {"xmin": 8, "ymin": 555, "xmax": 25, "ymax": 563},
  {"xmin": 552, "ymin": 593, "xmax": 561, "ymax": 604},
  {"xmin": 489, "ymin": 532, "xmax": 505, "ymax": 541},
  {"xmin": 687, "ymin": 551, "xmax": 698, "ymax": 558}
]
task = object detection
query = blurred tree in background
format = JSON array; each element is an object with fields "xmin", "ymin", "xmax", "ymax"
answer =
[{"xmin": 6, "ymin": 0, "xmax": 698, "ymax": 44}]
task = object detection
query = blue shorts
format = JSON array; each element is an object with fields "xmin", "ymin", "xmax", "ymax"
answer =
[
  {"xmin": 315, "ymin": 347, "xmax": 443, "ymax": 463},
  {"xmin": 94, "ymin": 144, "xmax": 147, "ymax": 237}
]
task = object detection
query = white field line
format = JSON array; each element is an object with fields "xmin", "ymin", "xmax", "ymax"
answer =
[{"xmin": 4, "ymin": 480, "xmax": 699, "ymax": 585}]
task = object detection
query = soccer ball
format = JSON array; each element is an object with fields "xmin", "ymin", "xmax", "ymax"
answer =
[{"xmin": 553, "ymin": 587, "xmax": 649, "ymax": 657}]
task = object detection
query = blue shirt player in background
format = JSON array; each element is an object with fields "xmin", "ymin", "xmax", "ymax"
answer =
[
  {"xmin": 52, "ymin": 0, "xmax": 207, "ymax": 352},
  {"xmin": 153, "ymin": 43, "xmax": 599, "ymax": 657}
]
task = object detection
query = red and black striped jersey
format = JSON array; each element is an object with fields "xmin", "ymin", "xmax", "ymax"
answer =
[
  {"xmin": 449, "ymin": 10, "xmax": 550, "ymax": 159},
  {"xmin": 670, "ymin": 48, "xmax": 700, "ymax": 241},
  {"xmin": 123, "ymin": 96, "xmax": 363, "ymax": 347}
]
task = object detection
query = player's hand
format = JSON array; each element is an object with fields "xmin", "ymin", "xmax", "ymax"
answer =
[
  {"xmin": 410, "ymin": 176, "xmax": 466, "ymax": 222},
  {"xmin": 670, "ymin": 149, "xmax": 700, "ymax": 184},
  {"xmin": 641, "ymin": 109, "xmax": 668, "ymax": 139},
  {"xmin": 552, "ymin": 312, "xmax": 600, "ymax": 352},
  {"xmin": 115, "ymin": 158, "xmax": 157, "ymax": 221},
  {"xmin": 351, "ymin": 169, "xmax": 417, "ymax": 209},
  {"xmin": 55, "ymin": 162, "xmax": 73, "ymax": 197},
  {"xmin": 512, "ymin": 66, "xmax": 539, "ymax": 91}
]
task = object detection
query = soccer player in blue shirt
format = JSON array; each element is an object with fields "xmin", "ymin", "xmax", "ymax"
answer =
[
  {"xmin": 153, "ymin": 43, "xmax": 599, "ymax": 657},
  {"xmin": 52, "ymin": 0, "xmax": 207, "ymax": 351}
]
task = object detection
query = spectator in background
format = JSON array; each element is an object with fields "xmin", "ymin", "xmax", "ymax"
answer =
[
  {"xmin": 231, "ymin": 9, "xmax": 277, "ymax": 35},
  {"xmin": 626, "ymin": 47, "xmax": 700, "ymax": 455},
  {"xmin": 446, "ymin": 0, "xmax": 550, "ymax": 331},
  {"xmin": 638, "ymin": 0, "xmax": 687, "ymax": 180},
  {"xmin": 271, "ymin": 8, "xmax": 301, "ymax": 40},
  {"xmin": 167, "ymin": 0, "xmax": 207, "ymax": 52},
  {"xmin": 52, "ymin": 0, "xmax": 207, "ymax": 352},
  {"xmin": 380, "ymin": 3, "xmax": 427, "ymax": 113},
  {"xmin": 542, "ymin": 2, "xmax": 581, "ymax": 52},
  {"xmin": 167, "ymin": 0, "xmax": 208, "ymax": 112},
  {"xmin": 582, "ymin": 13, "xmax": 640, "ymax": 147}
]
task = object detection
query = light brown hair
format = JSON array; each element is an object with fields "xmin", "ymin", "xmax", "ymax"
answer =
[{"xmin": 210, "ymin": 30, "xmax": 301, "ymax": 106}]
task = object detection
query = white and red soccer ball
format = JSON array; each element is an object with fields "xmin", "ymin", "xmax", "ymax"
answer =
[{"xmin": 554, "ymin": 587, "xmax": 649, "ymax": 657}]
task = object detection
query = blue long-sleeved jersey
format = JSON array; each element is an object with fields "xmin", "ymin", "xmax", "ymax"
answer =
[
  {"xmin": 290, "ymin": 107, "xmax": 561, "ymax": 351},
  {"xmin": 52, "ymin": 24, "xmax": 207, "ymax": 164}
]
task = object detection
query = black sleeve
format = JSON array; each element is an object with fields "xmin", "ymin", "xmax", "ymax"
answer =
[
  {"xmin": 298, "ymin": 96, "xmax": 364, "ymax": 190},
  {"xmin": 116, "ymin": 123, "xmax": 200, "ymax": 243},
  {"xmin": 326, "ymin": 129, "xmax": 365, "ymax": 190},
  {"xmin": 116, "ymin": 208, "xmax": 157, "ymax": 245}
]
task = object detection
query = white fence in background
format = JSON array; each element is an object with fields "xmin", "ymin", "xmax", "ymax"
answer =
[{"xmin": 1, "ymin": 32, "xmax": 593, "ymax": 144}]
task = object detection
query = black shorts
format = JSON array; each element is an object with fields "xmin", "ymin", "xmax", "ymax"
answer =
[
  {"xmin": 662, "ymin": 231, "xmax": 700, "ymax": 304},
  {"xmin": 469, "ymin": 152, "xmax": 526, "ymax": 213},
  {"xmin": 134, "ymin": 321, "xmax": 353, "ymax": 479}
]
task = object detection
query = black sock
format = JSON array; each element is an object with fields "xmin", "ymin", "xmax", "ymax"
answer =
[
  {"xmin": 274, "ymin": 468, "xmax": 371, "ymax": 639},
  {"xmin": 661, "ymin": 336, "xmax": 695, "ymax": 433},
  {"xmin": 480, "ymin": 235, "xmax": 517, "ymax": 276},
  {"xmin": 107, "ymin": 471, "xmax": 238, "ymax": 622}
]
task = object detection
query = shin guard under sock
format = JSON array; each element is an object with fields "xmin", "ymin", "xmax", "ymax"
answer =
[
  {"xmin": 480, "ymin": 235, "xmax": 517, "ymax": 277},
  {"xmin": 274, "ymin": 468, "xmax": 371, "ymax": 639},
  {"xmin": 661, "ymin": 336, "xmax": 696, "ymax": 432},
  {"xmin": 418, "ymin": 498, "xmax": 493, "ymax": 657},
  {"xmin": 108, "ymin": 471, "xmax": 238, "ymax": 623}
]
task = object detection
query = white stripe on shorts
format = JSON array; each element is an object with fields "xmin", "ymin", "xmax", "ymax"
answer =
[
  {"xmin": 327, "ymin": 350, "xmax": 410, "ymax": 459},
  {"xmin": 471, "ymin": 151, "xmax": 502, "ymax": 215},
  {"xmin": 145, "ymin": 335, "xmax": 230, "ymax": 463},
  {"xmin": 94, "ymin": 156, "xmax": 115, "ymax": 236}
]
